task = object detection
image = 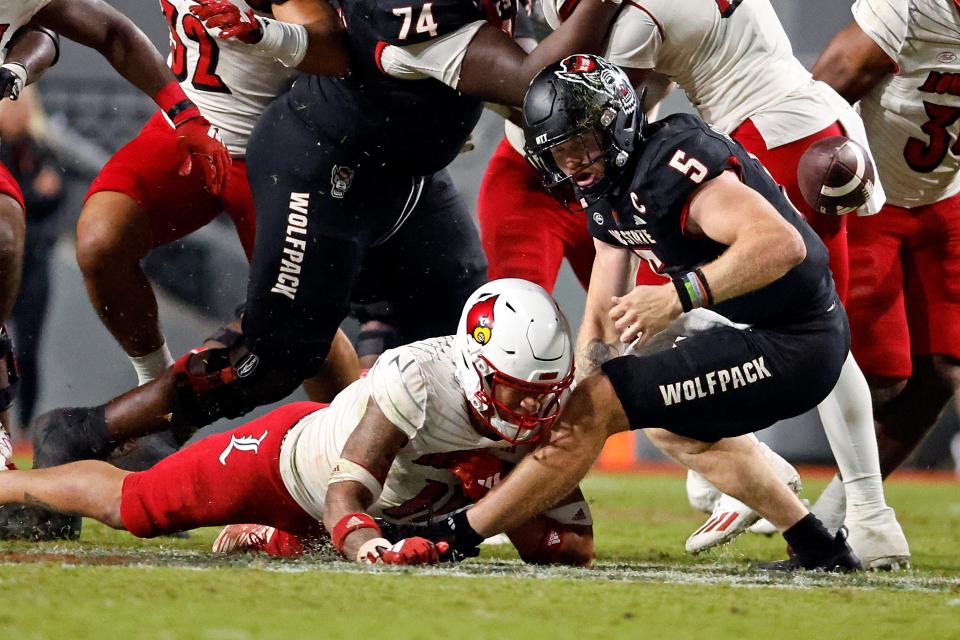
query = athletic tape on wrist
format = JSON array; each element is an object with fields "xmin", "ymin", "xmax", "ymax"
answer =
[
  {"xmin": 356, "ymin": 537, "xmax": 391, "ymax": 563},
  {"xmin": 331, "ymin": 512, "xmax": 381, "ymax": 554},
  {"xmin": 252, "ymin": 18, "xmax": 308, "ymax": 68},
  {"xmin": 328, "ymin": 458, "xmax": 383, "ymax": 501}
]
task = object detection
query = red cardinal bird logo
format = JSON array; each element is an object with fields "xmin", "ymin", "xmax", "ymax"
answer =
[{"xmin": 466, "ymin": 295, "xmax": 498, "ymax": 345}]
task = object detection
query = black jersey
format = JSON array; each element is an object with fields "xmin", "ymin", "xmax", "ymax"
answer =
[
  {"xmin": 587, "ymin": 114, "xmax": 836, "ymax": 327},
  {"xmin": 286, "ymin": 0, "xmax": 514, "ymax": 176}
]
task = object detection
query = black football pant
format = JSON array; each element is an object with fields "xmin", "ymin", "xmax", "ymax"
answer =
[
  {"xmin": 243, "ymin": 93, "xmax": 487, "ymax": 379},
  {"xmin": 602, "ymin": 303, "xmax": 850, "ymax": 441}
]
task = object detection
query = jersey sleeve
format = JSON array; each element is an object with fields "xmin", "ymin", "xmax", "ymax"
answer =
[
  {"xmin": 604, "ymin": 3, "xmax": 662, "ymax": 70},
  {"xmin": 367, "ymin": 346, "xmax": 429, "ymax": 439},
  {"xmin": 643, "ymin": 121, "xmax": 741, "ymax": 222},
  {"xmin": 851, "ymin": 0, "xmax": 909, "ymax": 65},
  {"xmin": 368, "ymin": 0, "xmax": 486, "ymax": 46},
  {"xmin": 377, "ymin": 19, "xmax": 485, "ymax": 88}
]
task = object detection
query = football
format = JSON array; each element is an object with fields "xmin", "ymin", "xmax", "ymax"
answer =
[{"xmin": 796, "ymin": 136, "xmax": 876, "ymax": 215}]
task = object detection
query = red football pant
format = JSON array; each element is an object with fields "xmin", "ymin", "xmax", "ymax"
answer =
[
  {"xmin": 0, "ymin": 161, "xmax": 25, "ymax": 213},
  {"xmin": 846, "ymin": 192, "xmax": 960, "ymax": 379},
  {"xmin": 86, "ymin": 111, "xmax": 256, "ymax": 259},
  {"xmin": 478, "ymin": 137, "xmax": 665, "ymax": 290},
  {"xmin": 120, "ymin": 402, "xmax": 327, "ymax": 539},
  {"xmin": 732, "ymin": 119, "xmax": 849, "ymax": 302}
]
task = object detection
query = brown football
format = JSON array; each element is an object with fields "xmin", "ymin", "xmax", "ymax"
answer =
[{"xmin": 797, "ymin": 136, "xmax": 876, "ymax": 215}]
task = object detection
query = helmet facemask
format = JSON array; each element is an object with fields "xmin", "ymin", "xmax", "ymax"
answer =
[
  {"xmin": 468, "ymin": 355, "xmax": 574, "ymax": 445},
  {"xmin": 523, "ymin": 55, "xmax": 643, "ymax": 209}
]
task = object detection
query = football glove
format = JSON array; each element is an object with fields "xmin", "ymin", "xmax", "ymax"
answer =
[
  {"xmin": 191, "ymin": 1, "xmax": 264, "ymax": 43},
  {"xmin": 174, "ymin": 116, "xmax": 230, "ymax": 196}
]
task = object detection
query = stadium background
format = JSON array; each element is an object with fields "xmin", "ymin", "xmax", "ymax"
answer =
[{"xmin": 13, "ymin": 0, "xmax": 960, "ymax": 470}]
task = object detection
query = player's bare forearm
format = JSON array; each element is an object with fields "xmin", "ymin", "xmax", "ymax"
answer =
[
  {"xmin": 576, "ymin": 241, "xmax": 634, "ymax": 381},
  {"xmin": 321, "ymin": 398, "xmax": 408, "ymax": 560},
  {"xmin": 812, "ymin": 22, "xmax": 895, "ymax": 104},
  {"xmin": 686, "ymin": 172, "xmax": 806, "ymax": 304},
  {"xmin": 36, "ymin": 0, "xmax": 175, "ymax": 97},
  {"xmin": 4, "ymin": 24, "xmax": 58, "ymax": 83},
  {"xmin": 466, "ymin": 376, "xmax": 624, "ymax": 537},
  {"xmin": 459, "ymin": 0, "xmax": 622, "ymax": 106}
]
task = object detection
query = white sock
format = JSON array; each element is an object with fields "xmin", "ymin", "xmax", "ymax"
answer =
[
  {"xmin": 816, "ymin": 353, "xmax": 886, "ymax": 514},
  {"xmin": 810, "ymin": 474, "xmax": 846, "ymax": 534},
  {"xmin": 130, "ymin": 343, "xmax": 174, "ymax": 386}
]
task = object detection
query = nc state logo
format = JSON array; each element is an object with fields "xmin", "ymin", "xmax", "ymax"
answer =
[
  {"xmin": 466, "ymin": 295, "xmax": 498, "ymax": 345},
  {"xmin": 554, "ymin": 55, "xmax": 637, "ymax": 115}
]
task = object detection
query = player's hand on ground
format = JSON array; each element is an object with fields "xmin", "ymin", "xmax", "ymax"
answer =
[
  {"xmin": 610, "ymin": 283, "xmax": 683, "ymax": 347},
  {"xmin": 367, "ymin": 537, "xmax": 450, "ymax": 565},
  {"xmin": 191, "ymin": 1, "xmax": 263, "ymax": 43},
  {"xmin": 175, "ymin": 116, "xmax": 231, "ymax": 195}
]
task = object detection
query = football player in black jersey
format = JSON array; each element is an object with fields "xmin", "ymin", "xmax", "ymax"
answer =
[{"xmin": 405, "ymin": 55, "xmax": 862, "ymax": 571}]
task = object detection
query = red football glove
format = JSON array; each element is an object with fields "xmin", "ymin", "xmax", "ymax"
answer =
[
  {"xmin": 378, "ymin": 537, "xmax": 450, "ymax": 565},
  {"xmin": 448, "ymin": 450, "xmax": 507, "ymax": 500},
  {"xmin": 191, "ymin": 1, "xmax": 263, "ymax": 43},
  {"xmin": 175, "ymin": 116, "xmax": 230, "ymax": 196}
]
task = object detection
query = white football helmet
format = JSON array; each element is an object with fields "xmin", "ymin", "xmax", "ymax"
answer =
[{"xmin": 454, "ymin": 279, "xmax": 575, "ymax": 444}]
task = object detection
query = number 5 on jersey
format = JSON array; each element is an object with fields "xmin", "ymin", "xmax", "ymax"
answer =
[
  {"xmin": 393, "ymin": 3, "xmax": 439, "ymax": 39},
  {"xmin": 668, "ymin": 149, "xmax": 708, "ymax": 183}
]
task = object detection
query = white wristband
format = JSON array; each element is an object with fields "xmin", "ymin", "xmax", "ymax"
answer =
[
  {"xmin": 252, "ymin": 18, "xmax": 308, "ymax": 68},
  {"xmin": 1, "ymin": 63, "xmax": 27, "ymax": 100},
  {"xmin": 328, "ymin": 458, "xmax": 384, "ymax": 501},
  {"xmin": 356, "ymin": 537, "xmax": 391, "ymax": 563}
]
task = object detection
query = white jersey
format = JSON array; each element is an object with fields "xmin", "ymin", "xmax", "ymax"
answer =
[
  {"xmin": 278, "ymin": 336, "xmax": 525, "ymax": 524},
  {"xmin": 0, "ymin": 0, "xmax": 52, "ymax": 62},
  {"xmin": 160, "ymin": 0, "xmax": 298, "ymax": 156},
  {"xmin": 545, "ymin": 0, "xmax": 835, "ymax": 144},
  {"xmin": 853, "ymin": 0, "xmax": 960, "ymax": 207}
]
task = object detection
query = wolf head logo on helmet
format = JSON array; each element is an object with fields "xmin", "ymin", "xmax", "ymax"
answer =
[
  {"xmin": 554, "ymin": 55, "xmax": 637, "ymax": 116},
  {"xmin": 466, "ymin": 295, "xmax": 498, "ymax": 345}
]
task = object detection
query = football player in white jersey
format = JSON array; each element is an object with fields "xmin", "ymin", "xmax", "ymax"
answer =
[
  {"xmin": 809, "ymin": 0, "xmax": 960, "ymax": 539},
  {"xmin": 75, "ymin": 0, "xmax": 356, "ymax": 391},
  {"xmin": 515, "ymin": 0, "xmax": 909, "ymax": 569},
  {"xmin": 0, "ymin": 280, "xmax": 594, "ymax": 566}
]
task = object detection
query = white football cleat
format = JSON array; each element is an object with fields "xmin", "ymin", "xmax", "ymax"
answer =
[
  {"xmin": 686, "ymin": 443, "xmax": 802, "ymax": 554},
  {"xmin": 686, "ymin": 493, "xmax": 760, "ymax": 554},
  {"xmin": 844, "ymin": 505, "xmax": 911, "ymax": 570},
  {"xmin": 747, "ymin": 517, "xmax": 778, "ymax": 536},
  {"xmin": 686, "ymin": 469, "xmax": 721, "ymax": 513}
]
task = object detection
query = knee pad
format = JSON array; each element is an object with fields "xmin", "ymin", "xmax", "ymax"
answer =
[{"xmin": 169, "ymin": 340, "xmax": 302, "ymax": 437}]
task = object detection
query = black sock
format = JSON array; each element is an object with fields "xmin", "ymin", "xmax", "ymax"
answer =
[
  {"xmin": 82, "ymin": 405, "xmax": 115, "ymax": 458},
  {"xmin": 782, "ymin": 513, "xmax": 837, "ymax": 568}
]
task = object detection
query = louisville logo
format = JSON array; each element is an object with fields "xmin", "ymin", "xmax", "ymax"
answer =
[
  {"xmin": 554, "ymin": 54, "xmax": 637, "ymax": 115},
  {"xmin": 466, "ymin": 295, "xmax": 498, "ymax": 345},
  {"xmin": 218, "ymin": 431, "xmax": 269, "ymax": 465}
]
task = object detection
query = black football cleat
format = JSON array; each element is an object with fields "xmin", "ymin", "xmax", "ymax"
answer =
[
  {"xmin": 0, "ymin": 407, "xmax": 115, "ymax": 540},
  {"xmin": 757, "ymin": 528, "xmax": 862, "ymax": 572}
]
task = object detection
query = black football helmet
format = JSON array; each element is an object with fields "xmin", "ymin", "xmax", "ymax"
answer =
[{"xmin": 522, "ymin": 54, "xmax": 643, "ymax": 207}]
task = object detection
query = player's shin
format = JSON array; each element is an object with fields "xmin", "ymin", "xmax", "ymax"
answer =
[{"xmin": 0, "ymin": 461, "xmax": 127, "ymax": 529}]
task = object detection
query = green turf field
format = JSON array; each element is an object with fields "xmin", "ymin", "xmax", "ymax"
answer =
[{"xmin": 2, "ymin": 471, "xmax": 958, "ymax": 640}]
